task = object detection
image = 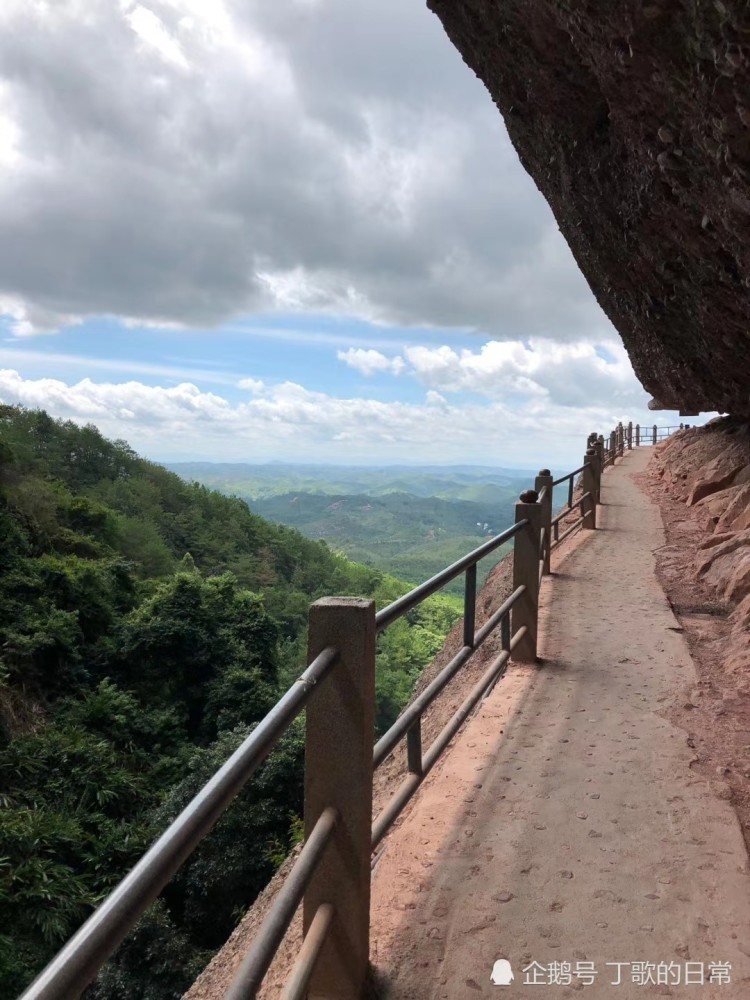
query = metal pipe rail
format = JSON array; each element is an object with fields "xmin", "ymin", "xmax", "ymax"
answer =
[
  {"xmin": 552, "ymin": 464, "xmax": 585, "ymax": 487},
  {"xmin": 371, "ymin": 623, "xmax": 527, "ymax": 849},
  {"xmin": 374, "ymin": 521, "xmax": 523, "ymax": 632},
  {"xmin": 281, "ymin": 904, "xmax": 334, "ymax": 1000},
  {"xmin": 550, "ymin": 474, "xmax": 590, "ymax": 547},
  {"xmin": 373, "ymin": 534, "xmax": 526, "ymax": 767},
  {"xmin": 20, "ymin": 647, "xmax": 339, "ymax": 1000},
  {"xmin": 21, "ymin": 425, "xmax": 620, "ymax": 1000},
  {"xmin": 627, "ymin": 423, "xmax": 685, "ymax": 450},
  {"xmin": 225, "ymin": 806, "xmax": 338, "ymax": 1000}
]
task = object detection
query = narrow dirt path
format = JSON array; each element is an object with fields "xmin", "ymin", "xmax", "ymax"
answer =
[{"xmin": 369, "ymin": 449, "xmax": 750, "ymax": 998}]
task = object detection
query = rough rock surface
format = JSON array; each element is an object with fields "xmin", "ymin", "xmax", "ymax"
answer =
[
  {"xmin": 649, "ymin": 418, "xmax": 750, "ymax": 675},
  {"xmin": 643, "ymin": 426, "xmax": 750, "ymax": 866},
  {"xmin": 427, "ymin": 0, "xmax": 750, "ymax": 414}
]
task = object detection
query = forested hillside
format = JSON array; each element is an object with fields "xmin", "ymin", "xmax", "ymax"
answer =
[
  {"xmin": 0, "ymin": 405, "xmax": 460, "ymax": 998},
  {"xmin": 168, "ymin": 463, "xmax": 532, "ymax": 596},
  {"xmin": 249, "ymin": 490, "xmax": 512, "ymax": 593}
]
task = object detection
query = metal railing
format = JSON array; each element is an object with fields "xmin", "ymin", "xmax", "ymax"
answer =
[
  {"xmin": 601, "ymin": 421, "xmax": 685, "ymax": 462},
  {"xmin": 20, "ymin": 429, "xmax": 620, "ymax": 1000},
  {"xmin": 550, "ymin": 464, "xmax": 589, "ymax": 547}
]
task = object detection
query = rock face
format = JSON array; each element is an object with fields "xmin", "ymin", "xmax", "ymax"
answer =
[
  {"xmin": 427, "ymin": 1, "xmax": 750, "ymax": 414},
  {"xmin": 651, "ymin": 419, "xmax": 750, "ymax": 675}
]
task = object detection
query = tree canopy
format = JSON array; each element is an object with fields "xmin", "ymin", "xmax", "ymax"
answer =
[{"xmin": 0, "ymin": 405, "xmax": 461, "ymax": 997}]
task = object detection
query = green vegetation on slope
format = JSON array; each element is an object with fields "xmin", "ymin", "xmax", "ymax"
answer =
[
  {"xmin": 248, "ymin": 490, "xmax": 515, "ymax": 593},
  {"xmin": 166, "ymin": 461, "xmax": 532, "ymax": 501},
  {"xmin": 167, "ymin": 466, "xmax": 531, "ymax": 595},
  {"xmin": 0, "ymin": 406, "xmax": 461, "ymax": 998}
]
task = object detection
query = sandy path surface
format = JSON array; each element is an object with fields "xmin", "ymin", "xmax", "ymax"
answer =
[{"xmin": 369, "ymin": 448, "xmax": 750, "ymax": 999}]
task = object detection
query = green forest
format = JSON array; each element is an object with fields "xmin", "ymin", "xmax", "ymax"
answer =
[
  {"xmin": 167, "ymin": 460, "xmax": 533, "ymax": 502},
  {"xmin": 169, "ymin": 463, "xmax": 531, "ymax": 595},
  {"xmin": 0, "ymin": 405, "xmax": 461, "ymax": 998},
  {"xmin": 248, "ymin": 491, "xmax": 513, "ymax": 593}
]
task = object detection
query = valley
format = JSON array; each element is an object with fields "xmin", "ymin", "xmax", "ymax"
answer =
[{"xmin": 168, "ymin": 463, "xmax": 535, "ymax": 594}]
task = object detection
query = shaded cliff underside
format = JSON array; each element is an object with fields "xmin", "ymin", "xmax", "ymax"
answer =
[{"xmin": 428, "ymin": 0, "xmax": 750, "ymax": 415}]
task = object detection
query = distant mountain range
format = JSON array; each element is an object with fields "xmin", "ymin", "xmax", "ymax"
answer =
[
  {"xmin": 168, "ymin": 462, "xmax": 538, "ymax": 591},
  {"xmin": 166, "ymin": 462, "xmax": 537, "ymax": 502}
]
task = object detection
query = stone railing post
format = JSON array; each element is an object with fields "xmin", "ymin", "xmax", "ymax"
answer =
[
  {"xmin": 618, "ymin": 422, "xmax": 625, "ymax": 457},
  {"xmin": 590, "ymin": 444, "xmax": 602, "ymax": 504},
  {"xmin": 535, "ymin": 469, "xmax": 554, "ymax": 577},
  {"xmin": 305, "ymin": 598, "xmax": 376, "ymax": 999},
  {"xmin": 596, "ymin": 434, "xmax": 605, "ymax": 478},
  {"xmin": 597, "ymin": 434, "xmax": 605, "ymax": 475},
  {"xmin": 652, "ymin": 424, "xmax": 657, "ymax": 446},
  {"xmin": 511, "ymin": 490, "xmax": 543, "ymax": 662},
  {"xmin": 582, "ymin": 450, "xmax": 597, "ymax": 530},
  {"xmin": 635, "ymin": 423, "xmax": 640, "ymax": 447},
  {"xmin": 627, "ymin": 421, "xmax": 633, "ymax": 450}
]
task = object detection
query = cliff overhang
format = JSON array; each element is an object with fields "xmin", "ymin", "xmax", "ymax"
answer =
[{"xmin": 428, "ymin": 1, "xmax": 750, "ymax": 415}]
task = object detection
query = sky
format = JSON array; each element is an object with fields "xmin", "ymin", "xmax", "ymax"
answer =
[{"xmin": 0, "ymin": 0, "xmax": 700, "ymax": 468}]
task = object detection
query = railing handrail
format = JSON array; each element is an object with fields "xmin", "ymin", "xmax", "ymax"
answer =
[
  {"xmin": 374, "ymin": 520, "xmax": 524, "ymax": 632},
  {"xmin": 20, "ymin": 425, "xmax": 647, "ymax": 1000},
  {"xmin": 19, "ymin": 647, "xmax": 339, "ymax": 1000},
  {"xmin": 552, "ymin": 463, "xmax": 586, "ymax": 486}
]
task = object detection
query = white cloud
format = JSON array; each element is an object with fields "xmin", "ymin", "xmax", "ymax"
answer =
[
  {"xmin": 335, "ymin": 337, "xmax": 645, "ymax": 408},
  {"xmin": 126, "ymin": 4, "xmax": 190, "ymax": 69},
  {"xmin": 0, "ymin": 345, "xmax": 243, "ymax": 385},
  {"xmin": 0, "ymin": 366, "xmax": 664, "ymax": 467},
  {"xmin": 337, "ymin": 348, "xmax": 405, "ymax": 376},
  {"xmin": 0, "ymin": 0, "xmax": 611, "ymax": 344},
  {"xmin": 237, "ymin": 376, "xmax": 265, "ymax": 393},
  {"xmin": 425, "ymin": 390, "xmax": 447, "ymax": 407}
]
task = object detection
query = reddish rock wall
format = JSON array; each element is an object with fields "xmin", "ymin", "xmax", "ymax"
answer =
[{"xmin": 650, "ymin": 419, "xmax": 750, "ymax": 676}]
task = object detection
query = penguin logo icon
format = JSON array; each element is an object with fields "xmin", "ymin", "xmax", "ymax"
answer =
[{"xmin": 490, "ymin": 959, "xmax": 514, "ymax": 986}]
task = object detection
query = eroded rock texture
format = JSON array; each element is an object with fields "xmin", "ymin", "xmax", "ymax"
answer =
[
  {"xmin": 651, "ymin": 419, "xmax": 750, "ymax": 677},
  {"xmin": 427, "ymin": 0, "xmax": 750, "ymax": 414}
]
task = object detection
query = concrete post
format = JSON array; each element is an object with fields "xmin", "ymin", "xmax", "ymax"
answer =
[
  {"xmin": 511, "ymin": 490, "xmax": 543, "ymax": 662},
  {"xmin": 582, "ymin": 450, "xmax": 597, "ymax": 530},
  {"xmin": 627, "ymin": 421, "xmax": 633, "ymax": 450},
  {"xmin": 304, "ymin": 597, "xmax": 376, "ymax": 999},
  {"xmin": 595, "ymin": 436, "xmax": 605, "ymax": 491},
  {"xmin": 535, "ymin": 469, "xmax": 553, "ymax": 576},
  {"xmin": 652, "ymin": 424, "xmax": 657, "ymax": 446},
  {"xmin": 618, "ymin": 423, "xmax": 625, "ymax": 457},
  {"xmin": 635, "ymin": 423, "xmax": 640, "ymax": 447},
  {"xmin": 588, "ymin": 446, "xmax": 602, "ymax": 505}
]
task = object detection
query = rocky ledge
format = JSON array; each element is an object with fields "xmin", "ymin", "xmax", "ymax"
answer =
[{"xmin": 428, "ymin": 1, "xmax": 750, "ymax": 415}]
